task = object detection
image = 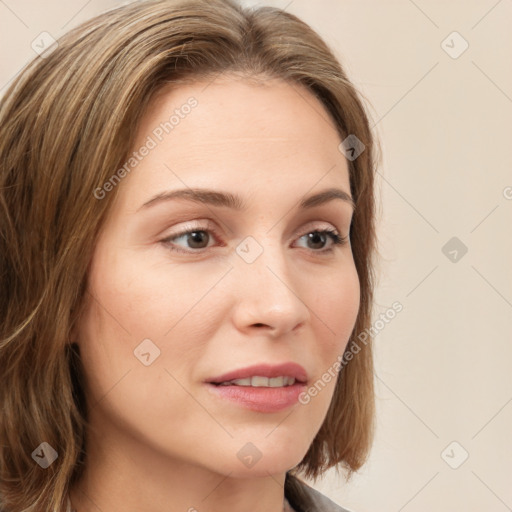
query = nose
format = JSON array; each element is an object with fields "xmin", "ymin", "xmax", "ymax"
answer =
[{"xmin": 230, "ymin": 242, "xmax": 311, "ymax": 338}]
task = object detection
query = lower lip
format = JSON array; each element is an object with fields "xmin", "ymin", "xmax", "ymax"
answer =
[{"xmin": 205, "ymin": 382, "xmax": 307, "ymax": 413}]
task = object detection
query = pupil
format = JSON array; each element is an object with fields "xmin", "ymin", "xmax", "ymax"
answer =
[
  {"xmin": 308, "ymin": 232, "xmax": 326, "ymax": 249},
  {"xmin": 188, "ymin": 231, "xmax": 208, "ymax": 248}
]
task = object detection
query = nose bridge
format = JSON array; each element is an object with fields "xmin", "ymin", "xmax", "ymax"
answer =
[
  {"xmin": 237, "ymin": 233, "xmax": 293, "ymax": 292},
  {"xmin": 231, "ymin": 233, "xmax": 310, "ymax": 333}
]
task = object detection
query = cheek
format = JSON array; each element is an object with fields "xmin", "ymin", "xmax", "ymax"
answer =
[
  {"xmin": 75, "ymin": 254, "xmax": 227, "ymax": 438},
  {"xmin": 294, "ymin": 262, "xmax": 360, "ymax": 413},
  {"xmin": 309, "ymin": 262, "xmax": 360, "ymax": 353},
  {"xmin": 86, "ymin": 245, "xmax": 227, "ymax": 334},
  {"xmin": 78, "ymin": 248, "xmax": 230, "ymax": 384}
]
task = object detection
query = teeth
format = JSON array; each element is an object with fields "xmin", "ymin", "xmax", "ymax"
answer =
[
  {"xmin": 218, "ymin": 376, "xmax": 296, "ymax": 387},
  {"xmin": 269, "ymin": 376, "xmax": 284, "ymax": 387},
  {"xmin": 251, "ymin": 376, "xmax": 269, "ymax": 387},
  {"xmin": 227, "ymin": 377, "xmax": 252, "ymax": 386}
]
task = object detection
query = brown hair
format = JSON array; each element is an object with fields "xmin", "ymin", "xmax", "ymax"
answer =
[{"xmin": 0, "ymin": 0, "xmax": 381, "ymax": 510}]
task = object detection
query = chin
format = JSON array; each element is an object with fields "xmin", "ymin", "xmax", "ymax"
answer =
[{"xmin": 210, "ymin": 446, "xmax": 307, "ymax": 479}]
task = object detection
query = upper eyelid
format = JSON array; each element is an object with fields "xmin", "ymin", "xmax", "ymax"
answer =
[
  {"xmin": 164, "ymin": 219, "xmax": 342, "ymax": 239},
  {"xmin": 164, "ymin": 221, "xmax": 220, "ymax": 240}
]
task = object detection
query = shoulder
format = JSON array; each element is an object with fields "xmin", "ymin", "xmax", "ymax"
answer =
[{"xmin": 285, "ymin": 474, "xmax": 355, "ymax": 512}]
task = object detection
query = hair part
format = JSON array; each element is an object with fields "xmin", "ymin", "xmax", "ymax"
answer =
[{"xmin": 0, "ymin": 0, "xmax": 381, "ymax": 509}]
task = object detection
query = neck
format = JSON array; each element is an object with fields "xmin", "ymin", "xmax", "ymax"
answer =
[{"xmin": 68, "ymin": 426, "xmax": 290, "ymax": 512}]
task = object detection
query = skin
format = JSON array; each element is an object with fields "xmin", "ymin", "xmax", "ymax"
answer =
[{"xmin": 69, "ymin": 74, "xmax": 360, "ymax": 512}]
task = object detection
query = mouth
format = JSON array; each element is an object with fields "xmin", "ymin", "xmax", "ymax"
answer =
[
  {"xmin": 204, "ymin": 363, "xmax": 308, "ymax": 413},
  {"xmin": 212, "ymin": 375, "xmax": 299, "ymax": 387},
  {"xmin": 205, "ymin": 362, "xmax": 308, "ymax": 386}
]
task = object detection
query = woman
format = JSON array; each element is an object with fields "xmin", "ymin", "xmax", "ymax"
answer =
[{"xmin": 0, "ymin": 0, "xmax": 380, "ymax": 511}]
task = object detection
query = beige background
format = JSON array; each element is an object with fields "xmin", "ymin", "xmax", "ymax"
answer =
[{"xmin": 1, "ymin": 1, "xmax": 511, "ymax": 511}]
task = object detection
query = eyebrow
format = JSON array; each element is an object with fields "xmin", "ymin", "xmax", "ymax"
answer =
[{"xmin": 138, "ymin": 187, "xmax": 355, "ymax": 212}]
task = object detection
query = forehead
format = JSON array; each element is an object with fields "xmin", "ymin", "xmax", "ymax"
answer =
[
  {"xmin": 116, "ymin": 75, "xmax": 351, "ymax": 209},
  {"xmin": 139, "ymin": 74, "xmax": 343, "ymax": 148}
]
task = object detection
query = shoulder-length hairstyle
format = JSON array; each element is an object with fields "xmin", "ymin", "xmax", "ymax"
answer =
[{"xmin": 0, "ymin": 0, "xmax": 380, "ymax": 510}]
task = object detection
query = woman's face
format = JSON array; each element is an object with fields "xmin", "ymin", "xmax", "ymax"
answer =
[{"xmin": 77, "ymin": 75, "xmax": 360, "ymax": 478}]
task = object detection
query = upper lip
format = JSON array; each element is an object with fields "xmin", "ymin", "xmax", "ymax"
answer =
[{"xmin": 205, "ymin": 362, "xmax": 308, "ymax": 384}]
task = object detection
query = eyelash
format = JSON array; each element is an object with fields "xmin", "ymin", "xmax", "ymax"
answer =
[{"xmin": 161, "ymin": 225, "xmax": 348, "ymax": 255}]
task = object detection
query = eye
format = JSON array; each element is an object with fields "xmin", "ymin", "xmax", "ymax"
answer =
[
  {"xmin": 161, "ymin": 225, "xmax": 348, "ymax": 255},
  {"xmin": 294, "ymin": 229, "xmax": 348, "ymax": 252},
  {"xmin": 161, "ymin": 227, "xmax": 218, "ymax": 253}
]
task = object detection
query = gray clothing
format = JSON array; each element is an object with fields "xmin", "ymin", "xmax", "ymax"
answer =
[{"xmin": 285, "ymin": 475, "xmax": 353, "ymax": 512}]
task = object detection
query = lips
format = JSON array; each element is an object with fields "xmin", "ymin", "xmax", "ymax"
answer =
[
  {"xmin": 205, "ymin": 362, "xmax": 308, "ymax": 386},
  {"xmin": 204, "ymin": 362, "xmax": 309, "ymax": 413}
]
